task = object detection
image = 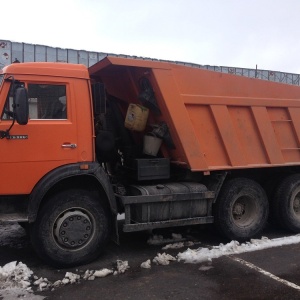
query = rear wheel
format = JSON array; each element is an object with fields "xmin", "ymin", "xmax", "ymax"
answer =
[
  {"xmin": 31, "ymin": 189, "xmax": 110, "ymax": 267},
  {"xmin": 272, "ymin": 174, "xmax": 300, "ymax": 232},
  {"xmin": 214, "ymin": 178, "xmax": 269, "ymax": 241}
]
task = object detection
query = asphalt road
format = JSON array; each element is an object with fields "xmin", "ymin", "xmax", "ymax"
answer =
[{"xmin": 1, "ymin": 222, "xmax": 300, "ymax": 299}]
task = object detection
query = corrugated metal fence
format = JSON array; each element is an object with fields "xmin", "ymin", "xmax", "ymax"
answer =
[{"xmin": 1, "ymin": 39, "xmax": 300, "ymax": 86}]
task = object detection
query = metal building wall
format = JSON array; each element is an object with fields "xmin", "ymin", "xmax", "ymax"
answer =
[
  {"xmin": 1, "ymin": 39, "xmax": 300, "ymax": 86},
  {"xmin": 0, "ymin": 40, "xmax": 108, "ymax": 67}
]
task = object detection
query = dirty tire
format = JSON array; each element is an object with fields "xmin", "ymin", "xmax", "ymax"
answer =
[
  {"xmin": 214, "ymin": 178, "xmax": 269, "ymax": 241},
  {"xmin": 30, "ymin": 189, "xmax": 110, "ymax": 268},
  {"xmin": 272, "ymin": 174, "xmax": 300, "ymax": 232}
]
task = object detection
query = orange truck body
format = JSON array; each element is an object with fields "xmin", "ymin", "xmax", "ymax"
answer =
[
  {"xmin": 91, "ymin": 56, "xmax": 300, "ymax": 172},
  {"xmin": 2, "ymin": 55, "xmax": 300, "ymax": 267}
]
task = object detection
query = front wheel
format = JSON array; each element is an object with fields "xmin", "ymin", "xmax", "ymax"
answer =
[
  {"xmin": 214, "ymin": 178, "xmax": 269, "ymax": 241},
  {"xmin": 30, "ymin": 189, "xmax": 110, "ymax": 267}
]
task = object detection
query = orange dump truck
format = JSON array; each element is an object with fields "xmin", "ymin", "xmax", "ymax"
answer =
[{"xmin": 1, "ymin": 56, "xmax": 300, "ymax": 266}]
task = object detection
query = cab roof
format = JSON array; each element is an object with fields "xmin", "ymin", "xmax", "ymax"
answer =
[{"xmin": 2, "ymin": 62, "xmax": 89, "ymax": 79}]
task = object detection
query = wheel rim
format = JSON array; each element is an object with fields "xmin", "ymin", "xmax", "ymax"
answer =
[
  {"xmin": 232, "ymin": 196, "xmax": 258, "ymax": 227},
  {"xmin": 292, "ymin": 191, "xmax": 300, "ymax": 219},
  {"xmin": 53, "ymin": 208, "xmax": 94, "ymax": 250}
]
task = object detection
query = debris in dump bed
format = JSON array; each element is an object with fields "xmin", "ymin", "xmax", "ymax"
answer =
[
  {"xmin": 153, "ymin": 253, "xmax": 176, "ymax": 265},
  {"xmin": 140, "ymin": 259, "xmax": 151, "ymax": 269}
]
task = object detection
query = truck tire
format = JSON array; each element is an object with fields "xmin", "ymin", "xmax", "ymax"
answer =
[
  {"xmin": 30, "ymin": 189, "xmax": 110, "ymax": 267},
  {"xmin": 272, "ymin": 174, "xmax": 300, "ymax": 232},
  {"xmin": 214, "ymin": 178, "xmax": 269, "ymax": 241}
]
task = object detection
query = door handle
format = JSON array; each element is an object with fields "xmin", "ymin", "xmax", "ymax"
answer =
[{"xmin": 61, "ymin": 143, "xmax": 77, "ymax": 149}]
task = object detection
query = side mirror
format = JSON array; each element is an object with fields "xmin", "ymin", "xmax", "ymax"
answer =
[{"xmin": 14, "ymin": 87, "xmax": 29, "ymax": 125}]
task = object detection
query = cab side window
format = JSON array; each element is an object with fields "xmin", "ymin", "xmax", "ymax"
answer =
[{"xmin": 28, "ymin": 84, "xmax": 67, "ymax": 119}]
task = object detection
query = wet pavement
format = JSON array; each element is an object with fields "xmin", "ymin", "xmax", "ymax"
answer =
[{"xmin": 1, "ymin": 223, "xmax": 300, "ymax": 299}]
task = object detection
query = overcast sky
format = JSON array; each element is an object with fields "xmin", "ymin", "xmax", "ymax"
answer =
[{"xmin": 2, "ymin": 0, "xmax": 300, "ymax": 73}]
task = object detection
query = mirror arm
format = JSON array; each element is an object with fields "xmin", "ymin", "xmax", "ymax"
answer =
[
  {"xmin": 0, "ymin": 118, "xmax": 15, "ymax": 139},
  {"xmin": 0, "ymin": 130, "xmax": 10, "ymax": 139}
]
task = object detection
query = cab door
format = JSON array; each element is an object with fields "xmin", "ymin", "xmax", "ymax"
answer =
[{"xmin": 0, "ymin": 77, "xmax": 79, "ymax": 195}]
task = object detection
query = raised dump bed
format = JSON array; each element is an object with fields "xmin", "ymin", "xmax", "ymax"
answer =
[{"xmin": 89, "ymin": 56, "xmax": 300, "ymax": 172}]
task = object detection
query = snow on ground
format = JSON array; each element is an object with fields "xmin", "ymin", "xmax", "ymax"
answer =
[
  {"xmin": 0, "ymin": 222, "xmax": 28, "ymax": 249},
  {"xmin": 115, "ymin": 260, "xmax": 130, "ymax": 274},
  {"xmin": 0, "ymin": 259, "xmax": 130, "ymax": 299},
  {"xmin": 0, "ymin": 261, "xmax": 32, "ymax": 290},
  {"xmin": 153, "ymin": 253, "xmax": 176, "ymax": 266},
  {"xmin": 140, "ymin": 259, "xmax": 151, "ymax": 269},
  {"xmin": 0, "ymin": 288, "xmax": 45, "ymax": 300},
  {"xmin": 0, "ymin": 261, "xmax": 44, "ymax": 300},
  {"xmin": 147, "ymin": 233, "xmax": 185, "ymax": 246},
  {"xmin": 2, "ymin": 223, "xmax": 300, "ymax": 299},
  {"xmin": 177, "ymin": 235, "xmax": 300, "ymax": 264},
  {"xmin": 199, "ymin": 265, "xmax": 214, "ymax": 271},
  {"xmin": 162, "ymin": 241, "xmax": 195, "ymax": 250}
]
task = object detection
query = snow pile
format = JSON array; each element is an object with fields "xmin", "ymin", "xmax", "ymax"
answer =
[
  {"xmin": 199, "ymin": 265, "xmax": 213, "ymax": 271},
  {"xmin": 147, "ymin": 233, "xmax": 185, "ymax": 246},
  {"xmin": 94, "ymin": 268, "xmax": 114, "ymax": 278},
  {"xmin": 84, "ymin": 268, "xmax": 113, "ymax": 280},
  {"xmin": 0, "ymin": 288, "xmax": 44, "ymax": 300},
  {"xmin": 82, "ymin": 270, "xmax": 94, "ymax": 280},
  {"xmin": 0, "ymin": 259, "xmax": 128, "ymax": 297},
  {"xmin": 33, "ymin": 272, "xmax": 80, "ymax": 291},
  {"xmin": 140, "ymin": 259, "xmax": 151, "ymax": 269},
  {"xmin": 162, "ymin": 240, "xmax": 195, "ymax": 250},
  {"xmin": 62, "ymin": 272, "xmax": 80, "ymax": 284},
  {"xmin": 0, "ymin": 223, "xmax": 29, "ymax": 249},
  {"xmin": 177, "ymin": 235, "xmax": 300, "ymax": 263},
  {"xmin": 153, "ymin": 253, "xmax": 176, "ymax": 266},
  {"xmin": 83, "ymin": 261, "xmax": 129, "ymax": 279},
  {"xmin": 148, "ymin": 232, "xmax": 196, "ymax": 250},
  {"xmin": 115, "ymin": 260, "xmax": 130, "ymax": 274},
  {"xmin": 33, "ymin": 277, "xmax": 51, "ymax": 291},
  {"xmin": 162, "ymin": 242, "xmax": 185, "ymax": 250},
  {"xmin": 0, "ymin": 261, "xmax": 32, "ymax": 291}
]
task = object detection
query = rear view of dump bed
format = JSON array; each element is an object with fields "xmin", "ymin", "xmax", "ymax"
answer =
[{"xmin": 90, "ymin": 56, "xmax": 300, "ymax": 172}]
